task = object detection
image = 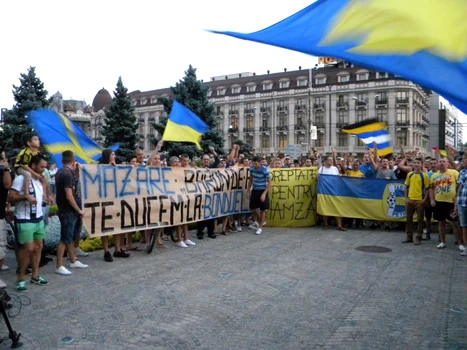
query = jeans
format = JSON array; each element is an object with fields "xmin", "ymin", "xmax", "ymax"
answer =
[{"xmin": 406, "ymin": 200, "xmax": 424, "ymax": 238}]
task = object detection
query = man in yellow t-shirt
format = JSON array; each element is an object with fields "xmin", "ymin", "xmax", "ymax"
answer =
[
  {"xmin": 345, "ymin": 160, "xmax": 365, "ymax": 178},
  {"xmin": 429, "ymin": 157, "xmax": 461, "ymax": 249},
  {"xmin": 403, "ymin": 158, "xmax": 429, "ymax": 245}
]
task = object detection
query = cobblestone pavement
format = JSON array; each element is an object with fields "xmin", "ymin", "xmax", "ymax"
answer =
[{"xmin": 0, "ymin": 226, "xmax": 466, "ymax": 350}]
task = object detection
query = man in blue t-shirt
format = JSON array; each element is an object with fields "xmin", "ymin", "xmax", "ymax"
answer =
[{"xmin": 247, "ymin": 156, "xmax": 272, "ymax": 235}]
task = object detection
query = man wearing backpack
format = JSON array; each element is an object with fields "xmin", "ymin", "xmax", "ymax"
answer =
[{"xmin": 403, "ymin": 158, "xmax": 430, "ymax": 245}]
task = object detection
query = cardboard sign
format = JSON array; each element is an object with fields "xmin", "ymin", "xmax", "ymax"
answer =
[
  {"xmin": 80, "ymin": 165, "xmax": 250, "ymax": 237},
  {"xmin": 285, "ymin": 144, "xmax": 304, "ymax": 160}
]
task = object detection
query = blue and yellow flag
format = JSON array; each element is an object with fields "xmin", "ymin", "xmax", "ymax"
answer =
[
  {"xmin": 162, "ymin": 101, "xmax": 208, "ymax": 150},
  {"xmin": 341, "ymin": 119, "xmax": 392, "ymax": 156},
  {"xmin": 210, "ymin": 0, "xmax": 467, "ymax": 114},
  {"xmin": 27, "ymin": 109, "xmax": 118, "ymax": 167},
  {"xmin": 317, "ymin": 175, "xmax": 406, "ymax": 221}
]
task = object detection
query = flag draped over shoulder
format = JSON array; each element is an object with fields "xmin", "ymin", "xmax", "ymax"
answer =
[
  {"xmin": 209, "ymin": 0, "xmax": 467, "ymax": 114},
  {"xmin": 26, "ymin": 109, "xmax": 118, "ymax": 167},
  {"xmin": 341, "ymin": 119, "xmax": 392, "ymax": 156},
  {"xmin": 162, "ymin": 101, "xmax": 209, "ymax": 150}
]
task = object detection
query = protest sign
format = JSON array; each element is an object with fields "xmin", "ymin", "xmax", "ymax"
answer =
[
  {"xmin": 285, "ymin": 144, "xmax": 304, "ymax": 160},
  {"xmin": 268, "ymin": 167, "xmax": 318, "ymax": 227},
  {"xmin": 80, "ymin": 165, "xmax": 250, "ymax": 237}
]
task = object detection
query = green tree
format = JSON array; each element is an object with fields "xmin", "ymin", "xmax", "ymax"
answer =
[
  {"xmin": 232, "ymin": 139, "xmax": 253, "ymax": 158},
  {"xmin": 153, "ymin": 65, "xmax": 225, "ymax": 158},
  {"xmin": 1, "ymin": 66, "xmax": 50, "ymax": 157},
  {"xmin": 102, "ymin": 77, "xmax": 138, "ymax": 163}
]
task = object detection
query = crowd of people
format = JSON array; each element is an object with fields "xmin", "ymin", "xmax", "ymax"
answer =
[{"xmin": 0, "ymin": 132, "xmax": 465, "ymax": 292}]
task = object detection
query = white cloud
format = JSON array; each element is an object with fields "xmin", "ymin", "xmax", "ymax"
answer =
[{"xmin": 0, "ymin": 0, "xmax": 315, "ymax": 108}]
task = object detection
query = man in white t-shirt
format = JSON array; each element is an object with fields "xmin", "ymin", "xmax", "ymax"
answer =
[
  {"xmin": 318, "ymin": 156, "xmax": 346, "ymax": 231},
  {"xmin": 8, "ymin": 154, "xmax": 49, "ymax": 291}
]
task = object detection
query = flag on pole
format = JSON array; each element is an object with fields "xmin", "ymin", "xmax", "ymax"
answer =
[
  {"xmin": 341, "ymin": 119, "xmax": 392, "ymax": 156},
  {"xmin": 162, "ymin": 101, "xmax": 209, "ymax": 150},
  {"xmin": 26, "ymin": 109, "xmax": 118, "ymax": 167},
  {"xmin": 209, "ymin": 0, "xmax": 467, "ymax": 114}
]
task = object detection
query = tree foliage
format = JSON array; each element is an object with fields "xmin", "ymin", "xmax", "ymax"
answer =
[
  {"xmin": 153, "ymin": 65, "xmax": 225, "ymax": 158},
  {"xmin": 0, "ymin": 67, "xmax": 50, "ymax": 158},
  {"xmin": 232, "ymin": 139, "xmax": 253, "ymax": 158},
  {"xmin": 102, "ymin": 77, "xmax": 138, "ymax": 163}
]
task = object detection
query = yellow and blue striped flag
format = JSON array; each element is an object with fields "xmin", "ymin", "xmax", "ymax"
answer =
[
  {"xmin": 162, "ymin": 101, "xmax": 209, "ymax": 150},
  {"xmin": 210, "ymin": 0, "xmax": 467, "ymax": 114},
  {"xmin": 341, "ymin": 119, "xmax": 392, "ymax": 156},
  {"xmin": 27, "ymin": 109, "xmax": 118, "ymax": 167}
]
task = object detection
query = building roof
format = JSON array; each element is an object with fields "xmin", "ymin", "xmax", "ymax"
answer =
[{"xmin": 92, "ymin": 88, "xmax": 112, "ymax": 112}]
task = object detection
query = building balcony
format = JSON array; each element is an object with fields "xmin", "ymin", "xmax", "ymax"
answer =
[
  {"xmin": 422, "ymin": 134, "xmax": 430, "ymax": 140},
  {"xmin": 294, "ymin": 125, "xmax": 306, "ymax": 133},
  {"xmin": 278, "ymin": 126, "xmax": 288, "ymax": 134},
  {"xmin": 260, "ymin": 107, "xmax": 271, "ymax": 115},
  {"xmin": 139, "ymin": 118, "xmax": 145, "ymax": 123},
  {"xmin": 95, "ymin": 136, "xmax": 103, "ymax": 141},
  {"xmin": 277, "ymin": 107, "xmax": 288, "ymax": 115},
  {"xmin": 216, "ymin": 112, "xmax": 224, "ymax": 118},
  {"xmin": 356, "ymin": 100, "xmax": 368, "ymax": 107},
  {"xmin": 415, "ymin": 123, "xmax": 427, "ymax": 132},
  {"xmin": 376, "ymin": 98, "xmax": 388, "ymax": 106},
  {"xmin": 228, "ymin": 127, "xmax": 239, "ymax": 133},
  {"xmin": 396, "ymin": 98, "xmax": 409, "ymax": 105},
  {"xmin": 396, "ymin": 121, "xmax": 410, "ymax": 126},
  {"xmin": 260, "ymin": 126, "xmax": 271, "ymax": 135},
  {"xmin": 295, "ymin": 104, "xmax": 307, "ymax": 112},
  {"xmin": 314, "ymin": 103, "xmax": 325, "ymax": 110},
  {"xmin": 336, "ymin": 101, "xmax": 349, "ymax": 110},
  {"xmin": 229, "ymin": 110, "xmax": 239, "ymax": 117},
  {"xmin": 244, "ymin": 108, "xmax": 255, "ymax": 116},
  {"xmin": 421, "ymin": 116, "xmax": 429, "ymax": 124},
  {"xmin": 316, "ymin": 123, "xmax": 325, "ymax": 129},
  {"xmin": 336, "ymin": 122, "xmax": 348, "ymax": 129},
  {"xmin": 243, "ymin": 127, "xmax": 254, "ymax": 134}
]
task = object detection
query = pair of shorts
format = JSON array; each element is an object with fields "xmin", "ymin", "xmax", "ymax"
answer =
[
  {"xmin": 433, "ymin": 201, "xmax": 457, "ymax": 222},
  {"xmin": 424, "ymin": 202, "xmax": 434, "ymax": 220},
  {"xmin": 250, "ymin": 190, "xmax": 270, "ymax": 211},
  {"xmin": 58, "ymin": 211, "xmax": 78, "ymax": 245},
  {"xmin": 16, "ymin": 220, "xmax": 46, "ymax": 245},
  {"xmin": 0, "ymin": 219, "xmax": 7, "ymax": 259},
  {"xmin": 458, "ymin": 206, "xmax": 467, "ymax": 227}
]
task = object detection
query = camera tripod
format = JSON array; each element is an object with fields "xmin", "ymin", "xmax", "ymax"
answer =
[{"xmin": 0, "ymin": 295, "xmax": 22, "ymax": 348}]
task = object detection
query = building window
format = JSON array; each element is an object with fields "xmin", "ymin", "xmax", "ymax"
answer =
[
  {"xmin": 263, "ymin": 82, "xmax": 273, "ymax": 90},
  {"xmin": 357, "ymin": 93, "xmax": 367, "ymax": 102},
  {"xmin": 279, "ymin": 135, "xmax": 288, "ymax": 148},
  {"xmin": 231, "ymin": 86, "xmax": 241, "ymax": 94},
  {"xmin": 315, "ymin": 74, "xmax": 327, "ymax": 85},
  {"xmin": 317, "ymin": 132, "xmax": 325, "ymax": 147},
  {"xmin": 356, "ymin": 109, "xmax": 366, "ymax": 122},
  {"xmin": 207, "ymin": 90, "xmax": 212, "ymax": 97},
  {"xmin": 262, "ymin": 119, "xmax": 269, "ymax": 129},
  {"xmin": 338, "ymin": 75, "xmax": 350, "ymax": 83},
  {"xmin": 356, "ymin": 71, "xmax": 369, "ymax": 81},
  {"xmin": 246, "ymin": 117, "xmax": 254, "ymax": 128},
  {"xmin": 297, "ymin": 116, "xmax": 303, "ymax": 126},
  {"xmin": 230, "ymin": 119, "xmax": 238, "ymax": 129},
  {"xmin": 338, "ymin": 133, "xmax": 348, "ymax": 147},
  {"xmin": 261, "ymin": 136, "xmax": 270, "ymax": 148},
  {"xmin": 315, "ymin": 111, "xmax": 324, "ymax": 125},
  {"xmin": 397, "ymin": 108, "xmax": 407, "ymax": 122},
  {"xmin": 217, "ymin": 89, "xmax": 226, "ymax": 96},
  {"xmin": 377, "ymin": 109, "xmax": 388, "ymax": 122},
  {"xmin": 315, "ymin": 97, "xmax": 324, "ymax": 105},
  {"xmin": 338, "ymin": 110, "xmax": 346, "ymax": 124},
  {"xmin": 279, "ymin": 117, "xmax": 287, "ymax": 127},
  {"xmin": 246, "ymin": 85, "xmax": 256, "ymax": 93},
  {"xmin": 397, "ymin": 130, "xmax": 408, "ymax": 146},
  {"xmin": 297, "ymin": 79, "xmax": 308, "ymax": 87},
  {"xmin": 279, "ymin": 81, "xmax": 290, "ymax": 89},
  {"xmin": 376, "ymin": 72, "xmax": 388, "ymax": 79}
]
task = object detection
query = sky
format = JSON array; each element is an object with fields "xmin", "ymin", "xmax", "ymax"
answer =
[{"xmin": 0, "ymin": 0, "xmax": 315, "ymax": 108}]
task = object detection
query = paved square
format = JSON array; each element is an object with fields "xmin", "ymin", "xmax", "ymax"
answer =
[{"xmin": 0, "ymin": 227, "xmax": 466, "ymax": 349}]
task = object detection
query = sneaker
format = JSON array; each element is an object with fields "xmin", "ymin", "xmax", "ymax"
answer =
[
  {"xmin": 30, "ymin": 275, "xmax": 49, "ymax": 285},
  {"xmin": 16, "ymin": 280, "xmax": 27, "ymax": 292},
  {"xmin": 234, "ymin": 221, "xmax": 242, "ymax": 232},
  {"xmin": 437, "ymin": 242, "xmax": 446, "ymax": 249},
  {"xmin": 459, "ymin": 245, "xmax": 466, "ymax": 252},
  {"xmin": 461, "ymin": 250, "xmax": 467, "ymax": 256},
  {"xmin": 176, "ymin": 241, "xmax": 188, "ymax": 248},
  {"xmin": 0, "ymin": 265, "xmax": 9, "ymax": 271},
  {"xmin": 255, "ymin": 228, "xmax": 263, "ymax": 235},
  {"xmin": 207, "ymin": 234, "xmax": 216, "ymax": 239},
  {"xmin": 70, "ymin": 260, "xmax": 88, "ymax": 269},
  {"xmin": 75, "ymin": 248, "xmax": 89, "ymax": 257},
  {"xmin": 113, "ymin": 250, "xmax": 130, "ymax": 258},
  {"xmin": 385, "ymin": 225, "xmax": 391, "ymax": 232},
  {"xmin": 104, "ymin": 251, "xmax": 113, "ymax": 262},
  {"xmin": 422, "ymin": 233, "xmax": 431, "ymax": 241},
  {"xmin": 56, "ymin": 266, "xmax": 72, "ymax": 275},
  {"xmin": 184, "ymin": 240, "xmax": 196, "ymax": 246},
  {"xmin": 248, "ymin": 222, "xmax": 259, "ymax": 230},
  {"xmin": 0, "ymin": 279, "xmax": 6, "ymax": 289}
]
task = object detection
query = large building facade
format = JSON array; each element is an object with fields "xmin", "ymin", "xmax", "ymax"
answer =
[
  {"xmin": 128, "ymin": 62, "xmax": 433, "ymax": 155},
  {"xmin": 429, "ymin": 93, "xmax": 464, "ymax": 151}
]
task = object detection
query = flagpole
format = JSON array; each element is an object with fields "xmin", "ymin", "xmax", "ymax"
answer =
[{"xmin": 308, "ymin": 68, "xmax": 313, "ymax": 152}]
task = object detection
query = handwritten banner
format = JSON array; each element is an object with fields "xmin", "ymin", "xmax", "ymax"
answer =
[
  {"xmin": 80, "ymin": 165, "xmax": 250, "ymax": 237},
  {"xmin": 268, "ymin": 167, "xmax": 318, "ymax": 227}
]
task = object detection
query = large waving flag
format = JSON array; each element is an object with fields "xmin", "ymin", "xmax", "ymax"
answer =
[
  {"xmin": 341, "ymin": 119, "xmax": 392, "ymax": 156},
  {"xmin": 27, "ymin": 109, "xmax": 118, "ymax": 167},
  {"xmin": 162, "ymin": 100, "xmax": 209, "ymax": 150},
  {"xmin": 210, "ymin": 0, "xmax": 467, "ymax": 114}
]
